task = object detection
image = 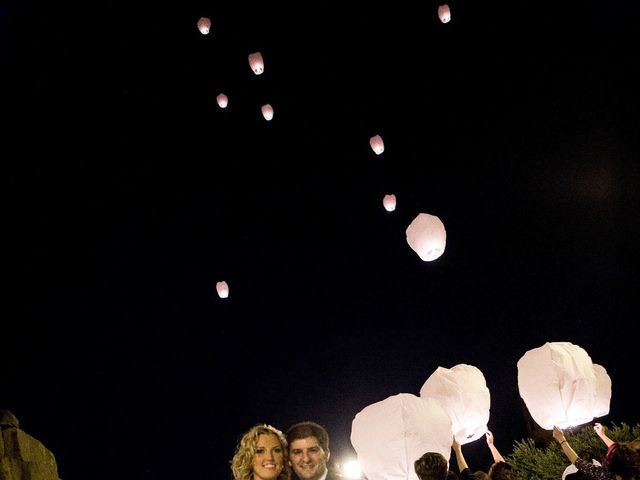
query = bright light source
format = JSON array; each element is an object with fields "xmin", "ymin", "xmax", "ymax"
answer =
[{"xmin": 342, "ymin": 459, "xmax": 363, "ymax": 479}]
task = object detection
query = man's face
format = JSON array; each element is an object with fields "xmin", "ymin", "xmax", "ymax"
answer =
[{"xmin": 289, "ymin": 436, "xmax": 329, "ymax": 480}]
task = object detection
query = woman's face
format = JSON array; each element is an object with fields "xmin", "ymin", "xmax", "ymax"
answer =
[{"xmin": 252, "ymin": 433, "xmax": 285, "ymax": 480}]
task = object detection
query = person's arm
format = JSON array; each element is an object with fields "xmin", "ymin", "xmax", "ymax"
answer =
[
  {"xmin": 452, "ymin": 437, "xmax": 470, "ymax": 472},
  {"xmin": 485, "ymin": 430, "xmax": 505, "ymax": 463},
  {"xmin": 553, "ymin": 426, "xmax": 578, "ymax": 464},
  {"xmin": 594, "ymin": 423, "xmax": 615, "ymax": 448}
]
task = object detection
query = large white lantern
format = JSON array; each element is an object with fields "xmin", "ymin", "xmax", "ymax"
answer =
[
  {"xmin": 383, "ymin": 194, "xmax": 396, "ymax": 212},
  {"xmin": 517, "ymin": 342, "xmax": 599, "ymax": 429},
  {"xmin": 406, "ymin": 213, "xmax": 446, "ymax": 261},
  {"xmin": 369, "ymin": 135, "xmax": 384, "ymax": 155},
  {"xmin": 438, "ymin": 5, "xmax": 451, "ymax": 23},
  {"xmin": 420, "ymin": 364, "xmax": 490, "ymax": 445},
  {"xmin": 216, "ymin": 93, "xmax": 228, "ymax": 109},
  {"xmin": 197, "ymin": 17, "xmax": 211, "ymax": 35},
  {"xmin": 351, "ymin": 393, "xmax": 452, "ymax": 480},
  {"xmin": 592, "ymin": 363, "xmax": 612, "ymax": 418},
  {"xmin": 261, "ymin": 103, "xmax": 274, "ymax": 121},
  {"xmin": 216, "ymin": 281, "xmax": 229, "ymax": 299},
  {"xmin": 248, "ymin": 52, "xmax": 264, "ymax": 75}
]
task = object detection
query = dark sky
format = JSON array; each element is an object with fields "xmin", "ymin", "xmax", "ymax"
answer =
[{"xmin": 3, "ymin": 2, "xmax": 639, "ymax": 480}]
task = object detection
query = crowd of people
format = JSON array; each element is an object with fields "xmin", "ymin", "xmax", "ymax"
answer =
[{"xmin": 229, "ymin": 420, "xmax": 639, "ymax": 480}]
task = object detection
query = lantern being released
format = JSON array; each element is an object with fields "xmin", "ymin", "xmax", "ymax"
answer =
[
  {"xmin": 420, "ymin": 364, "xmax": 490, "ymax": 445},
  {"xmin": 592, "ymin": 363, "xmax": 612, "ymax": 418},
  {"xmin": 517, "ymin": 342, "xmax": 606, "ymax": 430},
  {"xmin": 261, "ymin": 104, "xmax": 274, "ymax": 121},
  {"xmin": 351, "ymin": 393, "xmax": 452, "ymax": 480},
  {"xmin": 382, "ymin": 194, "xmax": 396, "ymax": 212},
  {"xmin": 438, "ymin": 4, "xmax": 451, "ymax": 23},
  {"xmin": 216, "ymin": 93, "xmax": 228, "ymax": 109},
  {"xmin": 369, "ymin": 134, "xmax": 384, "ymax": 155},
  {"xmin": 216, "ymin": 281, "xmax": 229, "ymax": 299},
  {"xmin": 406, "ymin": 213, "xmax": 447, "ymax": 261},
  {"xmin": 248, "ymin": 52, "xmax": 264, "ymax": 75},
  {"xmin": 197, "ymin": 17, "xmax": 211, "ymax": 35}
]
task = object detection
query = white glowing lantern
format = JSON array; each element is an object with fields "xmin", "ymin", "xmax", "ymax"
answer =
[
  {"xmin": 216, "ymin": 281, "xmax": 229, "ymax": 299},
  {"xmin": 261, "ymin": 103, "xmax": 274, "ymax": 121},
  {"xmin": 420, "ymin": 364, "xmax": 490, "ymax": 445},
  {"xmin": 216, "ymin": 93, "xmax": 228, "ymax": 109},
  {"xmin": 248, "ymin": 52, "xmax": 264, "ymax": 75},
  {"xmin": 438, "ymin": 4, "xmax": 451, "ymax": 23},
  {"xmin": 517, "ymin": 342, "xmax": 599, "ymax": 430},
  {"xmin": 382, "ymin": 194, "xmax": 396, "ymax": 212},
  {"xmin": 197, "ymin": 17, "xmax": 211, "ymax": 35},
  {"xmin": 406, "ymin": 213, "xmax": 446, "ymax": 261},
  {"xmin": 592, "ymin": 363, "xmax": 612, "ymax": 418},
  {"xmin": 369, "ymin": 134, "xmax": 384, "ymax": 155},
  {"xmin": 351, "ymin": 393, "xmax": 452, "ymax": 480}
]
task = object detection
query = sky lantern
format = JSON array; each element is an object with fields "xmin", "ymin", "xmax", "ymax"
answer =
[
  {"xmin": 369, "ymin": 134, "xmax": 384, "ymax": 155},
  {"xmin": 216, "ymin": 281, "xmax": 229, "ymax": 299},
  {"xmin": 592, "ymin": 363, "xmax": 612, "ymax": 418},
  {"xmin": 197, "ymin": 17, "xmax": 211, "ymax": 35},
  {"xmin": 517, "ymin": 342, "xmax": 601, "ymax": 430},
  {"xmin": 261, "ymin": 103, "xmax": 274, "ymax": 121},
  {"xmin": 216, "ymin": 93, "xmax": 228, "ymax": 109},
  {"xmin": 406, "ymin": 213, "xmax": 446, "ymax": 261},
  {"xmin": 438, "ymin": 4, "xmax": 451, "ymax": 23},
  {"xmin": 351, "ymin": 393, "xmax": 453, "ymax": 480},
  {"xmin": 382, "ymin": 194, "xmax": 396, "ymax": 212},
  {"xmin": 248, "ymin": 52, "xmax": 264, "ymax": 75},
  {"xmin": 420, "ymin": 364, "xmax": 490, "ymax": 445}
]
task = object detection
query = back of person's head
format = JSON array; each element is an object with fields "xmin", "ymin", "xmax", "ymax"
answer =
[
  {"xmin": 285, "ymin": 421, "xmax": 330, "ymax": 451},
  {"xmin": 607, "ymin": 440, "xmax": 640, "ymax": 480},
  {"xmin": 414, "ymin": 452, "xmax": 449, "ymax": 480},
  {"xmin": 488, "ymin": 461, "xmax": 513, "ymax": 480},
  {"xmin": 474, "ymin": 470, "xmax": 489, "ymax": 480}
]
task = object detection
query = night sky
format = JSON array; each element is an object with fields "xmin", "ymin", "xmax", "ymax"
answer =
[{"xmin": 3, "ymin": 2, "xmax": 639, "ymax": 480}]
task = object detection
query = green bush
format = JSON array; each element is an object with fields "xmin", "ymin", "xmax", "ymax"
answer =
[{"xmin": 506, "ymin": 423, "xmax": 640, "ymax": 480}]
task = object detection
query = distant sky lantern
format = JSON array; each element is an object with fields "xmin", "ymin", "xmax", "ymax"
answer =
[
  {"xmin": 351, "ymin": 393, "xmax": 452, "ymax": 480},
  {"xmin": 216, "ymin": 281, "xmax": 229, "ymax": 299},
  {"xmin": 197, "ymin": 17, "xmax": 211, "ymax": 35},
  {"xmin": 382, "ymin": 194, "xmax": 396, "ymax": 212},
  {"xmin": 438, "ymin": 4, "xmax": 451, "ymax": 23},
  {"xmin": 592, "ymin": 363, "xmax": 612, "ymax": 418},
  {"xmin": 216, "ymin": 93, "xmax": 228, "ymax": 109},
  {"xmin": 517, "ymin": 342, "xmax": 600, "ymax": 430},
  {"xmin": 406, "ymin": 213, "xmax": 446, "ymax": 261},
  {"xmin": 261, "ymin": 103, "xmax": 274, "ymax": 121},
  {"xmin": 248, "ymin": 52, "xmax": 264, "ymax": 75},
  {"xmin": 369, "ymin": 134, "xmax": 384, "ymax": 155},
  {"xmin": 420, "ymin": 364, "xmax": 490, "ymax": 445}
]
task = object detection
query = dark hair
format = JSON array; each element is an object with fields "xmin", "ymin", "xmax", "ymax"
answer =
[
  {"xmin": 488, "ymin": 461, "xmax": 513, "ymax": 480},
  {"xmin": 286, "ymin": 421, "xmax": 330, "ymax": 451},
  {"xmin": 607, "ymin": 441, "xmax": 640, "ymax": 480},
  {"xmin": 414, "ymin": 452, "xmax": 448, "ymax": 480}
]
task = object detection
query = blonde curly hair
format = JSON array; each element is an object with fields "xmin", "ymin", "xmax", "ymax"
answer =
[{"xmin": 231, "ymin": 423, "xmax": 290, "ymax": 480}]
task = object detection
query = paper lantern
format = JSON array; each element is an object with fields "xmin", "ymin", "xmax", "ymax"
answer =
[
  {"xmin": 216, "ymin": 93, "xmax": 228, "ymax": 109},
  {"xmin": 592, "ymin": 363, "xmax": 612, "ymax": 418},
  {"xmin": 517, "ymin": 342, "xmax": 599, "ymax": 429},
  {"xmin": 261, "ymin": 103, "xmax": 274, "ymax": 121},
  {"xmin": 438, "ymin": 5, "xmax": 451, "ymax": 23},
  {"xmin": 197, "ymin": 17, "xmax": 211, "ymax": 35},
  {"xmin": 216, "ymin": 281, "xmax": 229, "ymax": 299},
  {"xmin": 369, "ymin": 135, "xmax": 384, "ymax": 155},
  {"xmin": 420, "ymin": 364, "xmax": 490, "ymax": 445},
  {"xmin": 383, "ymin": 194, "xmax": 396, "ymax": 212},
  {"xmin": 351, "ymin": 393, "xmax": 452, "ymax": 480},
  {"xmin": 248, "ymin": 52, "xmax": 264, "ymax": 75},
  {"xmin": 406, "ymin": 213, "xmax": 446, "ymax": 261}
]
